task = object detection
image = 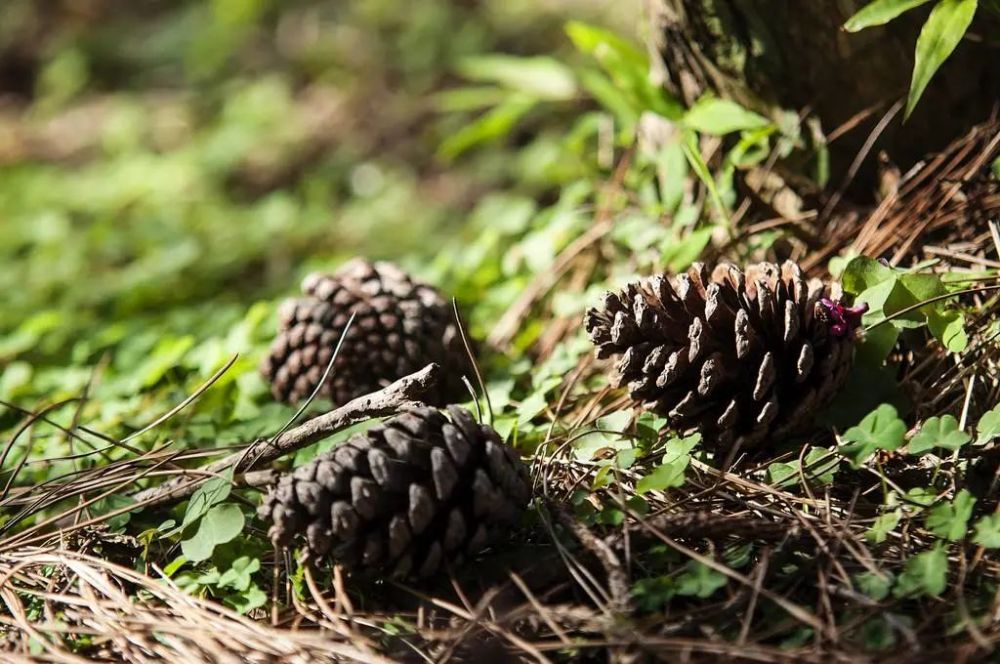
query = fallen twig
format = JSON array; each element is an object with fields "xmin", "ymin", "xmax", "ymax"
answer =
[{"xmin": 129, "ymin": 363, "xmax": 441, "ymax": 510}]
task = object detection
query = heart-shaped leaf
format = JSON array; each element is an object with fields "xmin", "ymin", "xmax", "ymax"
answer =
[
  {"xmin": 181, "ymin": 503, "xmax": 245, "ymax": 563},
  {"xmin": 975, "ymin": 405, "xmax": 1000, "ymax": 445},
  {"xmin": 839, "ymin": 404, "xmax": 907, "ymax": 467},
  {"xmin": 908, "ymin": 414, "xmax": 971, "ymax": 455},
  {"xmin": 925, "ymin": 490, "xmax": 976, "ymax": 540}
]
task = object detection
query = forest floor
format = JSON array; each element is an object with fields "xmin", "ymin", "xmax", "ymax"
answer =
[{"xmin": 1, "ymin": 1, "xmax": 1000, "ymax": 662}]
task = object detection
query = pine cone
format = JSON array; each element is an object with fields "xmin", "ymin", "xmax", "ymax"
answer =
[
  {"xmin": 585, "ymin": 261, "xmax": 865, "ymax": 452},
  {"xmin": 258, "ymin": 404, "xmax": 531, "ymax": 578},
  {"xmin": 261, "ymin": 259, "xmax": 470, "ymax": 407}
]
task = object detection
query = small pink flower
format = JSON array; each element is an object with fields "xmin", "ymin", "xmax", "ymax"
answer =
[{"xmin": 819, "ymin": 298, "xmax": 869, "ymax": 338}]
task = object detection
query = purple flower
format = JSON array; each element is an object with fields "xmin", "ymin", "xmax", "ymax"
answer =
[{"xmin": 819, "ymin": 298, "xmax": 869, "ymax": 338}]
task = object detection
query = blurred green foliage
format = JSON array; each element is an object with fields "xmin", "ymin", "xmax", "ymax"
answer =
[
  {"xmin": 0, "ymin": 0, "xmax": 636, "ymax": 458},
  {"xmin": 0, "ymin": 0, "xmax": 647, "ymax": 607},
  {"xmin": 0, "ymin": 0, "xmax": 798, "ymax": 523}
]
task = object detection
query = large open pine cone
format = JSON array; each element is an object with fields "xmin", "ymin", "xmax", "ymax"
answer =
[
  {"xmin": 585, "ymin": 261, "xmax": 865, "ymax": 452},
  {"xmin": 258, "ymin": 404, "xmax": 531, "ymax": 578},
  {"xmin": 261, "ymin": 259, "xmax": 470, "ymax": 407}
]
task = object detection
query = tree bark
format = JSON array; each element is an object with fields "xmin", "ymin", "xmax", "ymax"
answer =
[{"xmin": 649, "ymin": 0, "xmax": 1000, "ymax": 184}]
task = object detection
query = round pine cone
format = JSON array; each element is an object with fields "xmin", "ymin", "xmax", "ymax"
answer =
[
  {"xmin": 261, "ymin": 259, "xmax": 470, "ymax": 407},
  {"xmin": 258, "ymin": 404, "xmax": 531, "ymax": 578},
  {"xmin": 585, "ymin": 261, "xmax": 865, "ymax": 452}
]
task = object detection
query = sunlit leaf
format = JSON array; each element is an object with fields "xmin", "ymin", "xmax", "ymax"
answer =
[
  {"xmin": 181, "ymin": 503, "xmax": 245, "ymax": 563},
  {"xmin": 926, "ymin": 308, "xmax": 968, "ymax": 352},
  {"xmin": 180, "ymin": 468, "xmax": 234, "ymax": 530},
  {"xmin": 842, "ymin": 256, "xmax": 895, "ymax": 296},
  {"xmin": 683, "ymin": 96, "xmax": 770, "ymax": 136},
  {"xmin": 636, "ymin": 434, "xmax": 700, "ymax": 494},
  {"xmin": 906, "ymin": 0, "xmax": 978, "ymax": 119},
  {"xmin": 975, "ymin": 405, "xmax": 1000, "ymax": 445},
  {"xmin": 661, "ymin": 226, "xmax": 714, "ymax": 272},
  {"xmin": 218, "ymin": 556, "xmax": 261, "ymax": 592},
  {"xmin": 839, "ymin": 403, "xmax": 907, "ymax": 467},
  {"xmin": 844, "ymin": 0, "xmax": 934, "ymax": 31},
  {"xmin": 636, "ymin": 456, "xmax": 689, "ymax": 493},
  {"xmin": 456, "ymin": 55, "xmax": 577, "ymax": 100},
  {"xmin": 566, "ymin": 20, "xmax": 680, "ymax": 120},
  {"xmin": 438, "ymin": 96, "xmax": 537, "ymax": 160},
  {"xmin": 908, "ymin": 414, "xmax": 971, "ymax": 455}
]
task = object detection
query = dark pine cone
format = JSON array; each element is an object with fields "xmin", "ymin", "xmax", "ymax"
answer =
[
  {"xmin": 585, "ymin": 261, "xmax": 865, "ymax": 452},
  {"xmin": 258, "ymin": 404, "xmax": 531, "ymax": 579},
  {"xmin": 261, "ymin": 258, "xmax": 470, "ymax": 407}
]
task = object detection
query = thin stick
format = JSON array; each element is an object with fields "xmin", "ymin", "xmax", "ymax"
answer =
[{"xmin": 129, "ymin": 363, "xmax": 441, "ymax": 510}]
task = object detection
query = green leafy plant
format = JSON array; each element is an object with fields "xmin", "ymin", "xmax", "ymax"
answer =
[
  {"xmin": 159, "ymin": 469, "xmax": 247, "ymax": 563},
  {"xmin": 635, "ymin": 434, "xmax": 701, "ymax": 494},
  {"xmin": 925, "ymin": 490, "xmax": 976, "ymax": 540},
  {"xmin": 867, "ymin": 509, "xmax": 903, "ymax": 543},
  {"xmin": 443, "ymin": 20, "xmax": 779, "ymax": 227},
  {"xmin": 893, "ymin": 544, "xmax": 948, "ymax": 597},
  {"xmin": 844, "ymin": 0, "xmax": 981, "ymax": 118},
  {"xmin": 842, "ymin": 256, "xmax": 968, "ymax": 364},
  {"xmin": 173, "ymin": 549, "xmax": 268, "ymax": 614},
  {"xmin": 857, "ymin": 571, "xmax": 895, "ymax": 601},
  {"xmin": 971, "ymin": 513, "xmax": 1000, "ymax": 547},
  {"xmin": 908, "ymin": 415, "xmax": 971, "ymax": 455},
  {"xmin": 767, "ymin": 448, "xmax": 838, "ymax": 488},
  {"xmin": 838, "ymin": 403, "xmax": 907, "ymax": 467},
  {"xmin": 974, "ymin": 404, "xmax": 1000, "ymax": 445}
]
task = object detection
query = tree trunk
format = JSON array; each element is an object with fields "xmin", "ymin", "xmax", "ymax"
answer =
[{"xmin": 649, "ymin": 0, "xmax": 1000, "ymax": 185}]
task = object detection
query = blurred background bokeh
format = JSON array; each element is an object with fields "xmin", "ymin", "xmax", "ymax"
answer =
[{"xmin": 0, "ymin": 0, "xmax": 640, "ymax": 477}]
